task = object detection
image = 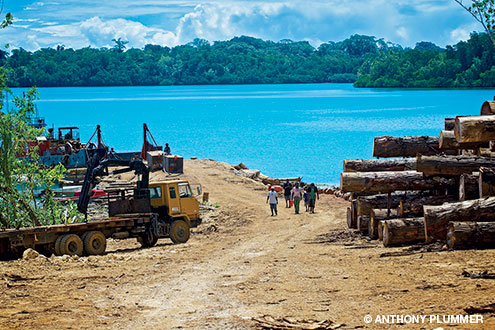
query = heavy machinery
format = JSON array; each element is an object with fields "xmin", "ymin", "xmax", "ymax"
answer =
[
  {"xmin": 77, "ymin": 148, "xmax": 201, "ymax": 247},
  {"xmin": 0, "ymin": 148, "xmax": 201, "ymax": 258}
]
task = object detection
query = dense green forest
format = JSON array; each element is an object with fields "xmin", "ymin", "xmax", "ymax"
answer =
[
  {"xmin": 2, "ymin": 32, "xmax": 495, "ymax": 88},
  {"xmin": 355, "ymin": 32, "xmax": 495, "ymax": 88}
]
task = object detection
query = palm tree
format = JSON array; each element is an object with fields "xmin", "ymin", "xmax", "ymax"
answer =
[{"xmin": 112, "ymin": 38, "xmax": 129, "ymax": 53}]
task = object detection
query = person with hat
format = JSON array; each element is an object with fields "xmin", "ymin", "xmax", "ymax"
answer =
[{"xmin": 266, "ymin": 187, "xmax": 278, "ymax": 216}]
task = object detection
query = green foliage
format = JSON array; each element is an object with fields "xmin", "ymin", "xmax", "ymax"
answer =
[
  {"xmin": 112, "ymin": 37, "xmax": 129, "ymax": 53},
  {"xmin": 4, "ymin": 35, "xmax": 394, "ymax": 87},
  {"xmin": 0, "ymin": 13, "xmax": 13, "ymax": 29},
  {"xmin": 454, "ymin": 0, "xmax": 495, "ymax": 46},
  {"xmin": 355, "ymin": 32, "xmax": 495, "ymax": 88},
  {"xmin": 0, "ymin": 83, "xmax": 84, "ymax": 228}
]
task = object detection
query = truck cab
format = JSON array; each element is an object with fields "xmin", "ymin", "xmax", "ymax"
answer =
[{"xmin": 149, "ymin": 180, "xmax": 202, "ymax": 228}]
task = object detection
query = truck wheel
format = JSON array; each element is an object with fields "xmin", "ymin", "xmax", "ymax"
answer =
[
  {"xmin": 54, "ymin": 235, "xmax": 64, "ymax": 256},
  {"xmin": 170, "ymin": 220, "xmax": 190, "ymax": 244},
  {"xmin": 83, "ymin": 231, "xmax": 106, "ymax": 255},
  {"xmin": 138, "ymin": 230, "xmax": 158, "ymax": 248},
  {"xmin": 59, "ymin": 234, "xmax": 83, "ymax": 256}
]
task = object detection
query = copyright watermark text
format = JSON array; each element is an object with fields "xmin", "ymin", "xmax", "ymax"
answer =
[{"xmin": 363, "ymin": 314, "xmax": 483, "ymax": 325}]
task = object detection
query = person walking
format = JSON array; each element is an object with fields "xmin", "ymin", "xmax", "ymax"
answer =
[
  {"xmin": 266, "ymin": 187, "xmax": 278, "ymax": 216},
  {"xmin": 306, "ymin": 183, "xmax": 319, "ymax": 214},
  {"xmin": 291, "ymin": 182, "xmax": 303, "ymax": 214},
  {"xmin": 303, "ymin": 189, "xmax": 309, "ymax": 212},
  {"xmin": 283, "ymin": 180, "xmax": 292, "ymax": 208}
]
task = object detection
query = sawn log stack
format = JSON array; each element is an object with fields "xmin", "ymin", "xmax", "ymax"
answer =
[{"xmin": 338, "ymin": 97, "xmax": 495, "ymax": 250}]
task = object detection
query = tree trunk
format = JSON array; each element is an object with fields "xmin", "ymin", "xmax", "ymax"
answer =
[
  {"xmin": 447, "ymin": 221, "xmax": 495, "ymax": 249},
  {"xmin": 459, "ymin": 173, "xmax": 479, "ymax": 201},
  {"xmin": 416, "ymin": 154, "xmax": 495, "ymax": 176},
  {"xmin": 382, "ymin": 218, "xmax": 425, "ymax": 247},
  {"xmin": 369, "ymin": 209, "xmax": 393, "ymax": 239},
  {"xmin": 454, "ymin": 115, "xmax": 495, "ymax": 143},
  {"xmin": 357, "ymin": 215, "xmax": 370, "ymax": 234},
  {"xmin": 398, "ymin": 194, "xmax": 457, "ymax": 217},
  {"xmin": 372, "ymin": 135, "xmax": 454, "ymax": 158},
  {"xmin": 423, "ymin": 197, "xmax": 495, "ymax": 242},
  {"xmin": 481, "ymin": 100, "xmax": 495, "ymax": 115},
  {"xmin": 346, "ymin": 207, "xmax": 356, "ymax": 229},
  {"xmin": 356, "ymin": 191, "xmax": 430, "ymax": 216},
  {"xmin": 438, "ymin": 130, "xmax": 487, "ymax": 150},
  {"xmin": 479, "ymin": 167, "xmax": 495, "ymax": 198},
  {"xmin": 343, "ymin": 158, "xmax": 416, "ymax": 172},
  {"xmin": 445, "ymin": 118, "xmax": 455, "ymax": 131},
  {"xmin": 341, "ymin": 171, "xmax": 456, "ymax": 193}
]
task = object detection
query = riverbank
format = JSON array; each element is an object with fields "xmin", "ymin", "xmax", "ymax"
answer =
[{"xmin": 0, "ymin": 158, "xmax": 493, "ymax": 329}]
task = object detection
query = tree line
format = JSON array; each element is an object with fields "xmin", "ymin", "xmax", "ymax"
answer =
[{"xmin": 2, "ymin": 32, "xmax": 495, "ymax": 88}]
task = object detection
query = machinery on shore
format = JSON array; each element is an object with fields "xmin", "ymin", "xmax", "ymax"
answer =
[{"xmin": 0, "ymin": 148, "xmax": 201, "ymax": 258}]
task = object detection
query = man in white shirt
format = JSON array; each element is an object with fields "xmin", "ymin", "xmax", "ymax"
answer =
[{"xmin": 266, "ymin": 187, "xmax": 278, "ymax": 216}]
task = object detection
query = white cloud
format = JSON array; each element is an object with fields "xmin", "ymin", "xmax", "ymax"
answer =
[{"xmin": 0, "ymin": 0, "xmax": 485, "ymax": 51}]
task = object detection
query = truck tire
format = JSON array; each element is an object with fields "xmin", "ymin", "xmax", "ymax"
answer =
[
  {"xmin": 170, "ymin": 220, "xmax": 190, "ymax": 244},
  {"xmin": 83, "ymin": 231, "xmax": 106, "ymax": 255},
  {"xmin": 59, "ymin": 234, "xmax": 83, "ymax": 256},
  {"xmin": 54, "ymin": 235, "xmax": 64, "ymax": 256},
  {"xmin": 138, "ymin": 230, "xmax": 158, "ymax": 248}
]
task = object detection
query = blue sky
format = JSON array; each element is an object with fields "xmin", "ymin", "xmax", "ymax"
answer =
[{"xmin": 0, "ymin": 0, "xmax": 483, "ymax": 51}]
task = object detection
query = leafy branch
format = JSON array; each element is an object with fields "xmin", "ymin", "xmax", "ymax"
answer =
[{"xmin": 454, "ymin": 0, "xmax": 495, "ymax": 46}]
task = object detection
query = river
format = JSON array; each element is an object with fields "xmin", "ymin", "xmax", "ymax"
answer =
[{"xmin": 10, "ymin": 84, "xmax": 495, "ymax": 184}]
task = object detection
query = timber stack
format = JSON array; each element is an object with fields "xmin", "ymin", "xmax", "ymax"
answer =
[{"xmin": 338, "ymin": 97, "xmax": 495, "ymax": 250}]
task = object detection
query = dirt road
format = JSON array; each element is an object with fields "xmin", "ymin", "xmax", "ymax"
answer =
[{"xmin": 1, "ymin": 159, "xmax": 494, "ymax": 329}]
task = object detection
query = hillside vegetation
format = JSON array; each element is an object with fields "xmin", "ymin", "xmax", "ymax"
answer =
[{"xmin": 2, "ymin": 33, "xmax": 495, "ymax": 88}]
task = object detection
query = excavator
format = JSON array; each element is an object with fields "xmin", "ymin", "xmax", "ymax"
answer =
[{"xmin": 76, "ymin": 148, "xmax": 201, "ymax": 246}]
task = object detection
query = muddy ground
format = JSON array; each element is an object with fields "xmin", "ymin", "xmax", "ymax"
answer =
[{"xmin": 0, "ymin": 159, "xmax": 494, "ymax": 329}]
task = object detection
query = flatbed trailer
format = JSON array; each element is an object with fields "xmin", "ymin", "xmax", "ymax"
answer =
[{"xmin": 0, "ymin": 213, "xmax": 165, "ymax": 259}]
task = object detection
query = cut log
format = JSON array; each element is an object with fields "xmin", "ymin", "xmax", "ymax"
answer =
[
  {"xmin": 351, "ymin": 200, "xmax": 358, "ymax": 228},
  {"xmin": 423, "ymin": 197, "xmax": 495, "ymax": 242},
  {"xmin": 398, "ymin": 194, "xmax": 457, "ymax": 217},
  {"xmin": 438, "ymin": 130, "xmax": 487, "ymax": 150},
  {"xmin": 416, "ymin": 154, "xmax": 495, "ymax": 176},
  {"xmin": 356, "ymin": 191, "xmax": 430, "ymax": 216},
  {"xmin": 447, "ymin": 221, "xmax": 495, "ymax": 249},
  {"xmin": 445, "ymin": 118, "xmax": 455, "ymax": 131},
  {"xmin": 460, "ymin": 173, "xmax": 479, "ymax": 201},
  {"xmin": 477, "ymin": 148, "xmax": 495, "ymax": 158},
  {"xmin": 357, "ymin": 215, "xmax": 370, "ymax": 234},
  {"xmin": 378, "ymin": 220, "xmax": 385, "ymax": 240},
  {"xmin": 343, "ymin": 158, "xmax": 416, "ymax": 172},
  {"xmin": 369, "ymin": 209, "xmax": 393, "ymax": 239},
  {"xmin": 479, "ymin": 167, "xmax": 495, "ymax": 198},
  {"xmin": 481, "ymin": 100, "xmax": 495, "ymax": 115},
  {"xmin": 350, "ymin": 191, "xmax": 376, "ymax": 199},
  {"xmin": 372, "ymin": 136, "xmax": 455, "ymax": 158},
  {"xmin": 454, "ymin": 115, "xmax": 495, "ymax": 143},
  {"xmin": 341, "ymin": 171, "xmax": 456, "ymax": 193},
  {"xmin": 382, "ymin": 218, "xmax": 425, "ymax": 247},
  {"xmin": 446, "ymin": 222, "xmax": 477, "ymax": 249},
  {"xmin": 346, "ymin": 207, "xmax": 356, "ymax": 229}
]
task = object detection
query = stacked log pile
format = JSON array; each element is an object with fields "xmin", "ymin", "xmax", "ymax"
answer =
[{"xmin": 338, "ymin": 98, "xmax": 495, "ymax": 249}]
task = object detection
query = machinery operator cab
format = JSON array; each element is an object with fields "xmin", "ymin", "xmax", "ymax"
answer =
[{"xmin": 149, "ymin": 180, "xmax": 202, "ymax": 227}]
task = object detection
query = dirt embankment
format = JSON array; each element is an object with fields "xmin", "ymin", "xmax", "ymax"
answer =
[{"xmin": 0, "ymin": 159, "xmax": 494, "ymax": 329}]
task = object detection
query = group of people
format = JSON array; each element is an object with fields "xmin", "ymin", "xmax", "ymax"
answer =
[{"xmin": 266, "ymin": 180, "xmax": 319, "ymax": 216}]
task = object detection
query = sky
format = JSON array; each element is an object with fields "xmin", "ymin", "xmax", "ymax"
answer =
[{"xmin": 0, "ymin": 0, "xmax": 483, "ymax": 51}]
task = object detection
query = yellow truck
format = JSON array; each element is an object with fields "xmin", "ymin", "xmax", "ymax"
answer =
[{"xmin": 0, "ymin": 153, "xmax": 202, "ymax": 259}]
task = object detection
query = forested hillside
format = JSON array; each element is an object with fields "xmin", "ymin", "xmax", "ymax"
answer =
[
  {"xmin": 2, "ymin": 35, "xmax": 377, "ymax": 87},
  {"xmin": 2, "ymin": 32, "xmax": 495, "ymax": 88},
  {"xmin": 355, "ymin": 32, "xmax": 495, "ymax": 88}
]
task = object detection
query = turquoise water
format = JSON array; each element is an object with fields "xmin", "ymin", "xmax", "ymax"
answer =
[{"xmin": 10, "ymin": 84, "xmax": 495, "ymax": 184}]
